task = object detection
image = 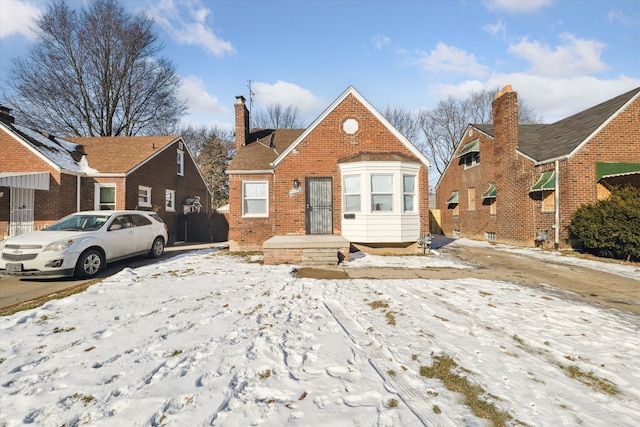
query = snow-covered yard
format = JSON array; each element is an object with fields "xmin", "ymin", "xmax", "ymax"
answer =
[{"xmin": 1, "ymin": 239, "xmax": 639, "ymax": 426}]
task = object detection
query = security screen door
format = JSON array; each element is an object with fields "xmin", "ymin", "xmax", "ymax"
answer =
[{"xmin": 306, "ymin": 177, "xmax": 333, "ymax": 234}]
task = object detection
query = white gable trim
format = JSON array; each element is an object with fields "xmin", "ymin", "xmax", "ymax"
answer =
[
  {"xmin": 126, "ymin": 136, "xmax": 183, "ymax": 175},
  {"xmin": 271, "ymin": 86, "xmax": 431, "ymax": 168}
]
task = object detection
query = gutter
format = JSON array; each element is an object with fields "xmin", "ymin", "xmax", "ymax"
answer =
[{"xmin": 554, "ymin": 160, "xmax": 560, "ymax": 251}]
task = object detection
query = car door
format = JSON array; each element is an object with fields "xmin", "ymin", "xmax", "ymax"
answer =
[
  {"xmin": 130, "ymin": 214, "xmax": 155, "ymax": 253},
  {"xmin": 103, "ymin": 215, "xmax": 137, "ymax": 259}
]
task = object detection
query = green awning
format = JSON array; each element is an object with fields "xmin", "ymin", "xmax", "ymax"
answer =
[
  {"xmin": 481, "ymin": 183, "xmax": 496, "ymax": 199},
  {"xmin": 530, "ymin": 171, "xmax": 555, "ymax": 192},
  {"xmin": 457, "ymin": 138, "xmax": 480, "ymax": 157},
  {"xmin": 596, "ymin": 162, "xmax": 640, "ymax": 181},
  {"xmin": 446, "ymin": 190, "xmax": 459, "ymax": 204}
]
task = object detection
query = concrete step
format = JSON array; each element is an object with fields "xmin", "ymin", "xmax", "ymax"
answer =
[{"xmin": 301, "ymin": 248, "xmax": 339, "ymax": 266}]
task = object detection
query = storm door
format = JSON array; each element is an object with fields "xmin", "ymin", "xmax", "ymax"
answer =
[
  {"xmin": 306, "ymin": 177, "xmax": 333, "ymax": 234},
  {"xmin": 9, "ymin": 187, "xmax": 35, "ymax": 237}
]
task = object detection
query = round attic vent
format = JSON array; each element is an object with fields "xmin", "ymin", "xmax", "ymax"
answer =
[{"xmin": 342, "ymin": 118, "xmax": 359, "ymax": 134}]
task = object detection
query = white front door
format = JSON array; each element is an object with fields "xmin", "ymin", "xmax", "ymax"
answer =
[{"xmin": 9, "ymin": 188, "xmax": 34, "ymax": 237}]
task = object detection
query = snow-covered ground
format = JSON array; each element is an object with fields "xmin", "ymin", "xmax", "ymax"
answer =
[{"xmin": 1, "ymin": 239, "xmax": 639, "ymax": 426}]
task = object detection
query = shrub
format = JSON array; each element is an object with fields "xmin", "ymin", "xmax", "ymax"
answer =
[{"xmin": 569, "ymin": 186, "xmax": 640, "ymax": 261}]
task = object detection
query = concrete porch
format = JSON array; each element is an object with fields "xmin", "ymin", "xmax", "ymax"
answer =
[{"xmin": 263, "ymin": 235, "xmax": 350, "ymax": 266}]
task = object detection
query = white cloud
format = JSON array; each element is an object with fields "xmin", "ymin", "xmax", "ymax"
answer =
[
  {"xmin": 144, "ymin": 0, "xmax": 234, "ymax": 57},
  {"xmin": 0, "ymin": 0, "xmax": 42, "ymax": 40},
  {"xmin": 483, "ymin": 20, "xmax": 507, "ymax": 37},
  {"xmin": 607, "ymin": 9, "xmax": 637, "ymax": 26},
  {"xmin": 416, "ymin": 43, "xmax": 489, "ymax": 78},
  {"xmin": 483, "ymin": 0, "xmax": 552, "ymax": 13},
  {"xmin": 371, "ymin": 34, "xmax": 391, "ymax": 50},
  {"xmin": 429, "ymin": 74, "xmax": 640, "ymax": 123},
  {"xmin": 251, "ymin": 81, "xmax": 326, "ymax": 120},
  {"xmin": 508, "ymin": 33, "xmax": 608, "ymax": 77},
  {"xmin": 179, "ymin": 75, "xmax": 228, "ymax": 116}
]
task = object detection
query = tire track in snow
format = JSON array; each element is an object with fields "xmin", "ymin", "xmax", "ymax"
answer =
[{"xmin": 324, "ymin": 299, "xmax": 453, "ymax": 427}]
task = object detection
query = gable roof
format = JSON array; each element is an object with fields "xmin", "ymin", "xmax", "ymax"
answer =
[
  {"xmin": 68, "ymin": 135, "xmax": 180, "ymax": 174},
  {"xmin": 273, "ymin": 86, "xmax": 430, "ymax": 168},
  {"xmin": 227, "ymin": 128, "xmax": 304, "ymax": 172},
  {"xmin": 1, "ymin": 121, "xmax": 95, "ymax": 174},
  {"xmin": 471, "ymin": 87, "xmax": 640, "ymax": 164}
]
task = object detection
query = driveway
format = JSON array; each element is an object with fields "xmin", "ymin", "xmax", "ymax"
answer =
[
  {"xmin": 296, "ymin": 242, "xmax": 640, "ymax": 315},
  {"xmin": 0, "ymin": 242, "xmax": 223, "ymax": 311}
]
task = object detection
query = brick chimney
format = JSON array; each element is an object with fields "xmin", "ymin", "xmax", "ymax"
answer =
[
  {"xmin": 235, "ymin": 95, "xmax": 249, "ymax": 151},
  {"xmin": 0, "ymin": 105, "xmax": 15, "ymax": 124},
  {"xmin": 491, "ymin": 85, "xmax": 519, "ymax": 156}
]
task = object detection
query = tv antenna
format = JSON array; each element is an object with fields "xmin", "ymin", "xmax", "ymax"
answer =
[{"xmin": 247, "ymin": 80, "xmax": 255, "ymax": 129}]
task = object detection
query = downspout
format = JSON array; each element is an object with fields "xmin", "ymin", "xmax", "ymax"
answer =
[
  {"xmin": 554, "ymin": 160, "xmax": 560, "ymax": 251},
  {"xmin": 77, "ymin": 175, "xmax": 81, "ymax": 212}
]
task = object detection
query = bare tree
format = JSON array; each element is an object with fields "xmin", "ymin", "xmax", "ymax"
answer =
[
  {"xmin": 180, "ymin": 125, "xmax": 234, "ymax": 208},
  {"xmin": 418, "ymin": 87, "xmax": 542, "ymax": 176},
  {"xmin": 383, "ymin": 105, "xmax": 420, "ymax": 142},
  {"xmin": 6, "ymin": 0, "xmax": 185, "ymax": 136},
  {"xmin": 252, "ymin": 103, "xmax": 304, "ymax": 129}
]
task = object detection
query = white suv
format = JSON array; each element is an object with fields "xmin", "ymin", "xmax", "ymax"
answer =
[{"xmin": 0, "ymin": 210, "xmax": 168, "ymax": 278}]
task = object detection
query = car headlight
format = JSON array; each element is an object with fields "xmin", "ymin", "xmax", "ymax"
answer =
[{"xmin": 45, "ymin": 239, "xmax": 74, "ymax": 252}]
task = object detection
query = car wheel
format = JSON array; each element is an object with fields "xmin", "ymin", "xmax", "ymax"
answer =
[
  {"xmin": 149, "ymin": 237, "xmax": 165, "ymax": 258},
  {"xmin": 75, "ymin": 249, "xmax": 103, "ymax": 278}
]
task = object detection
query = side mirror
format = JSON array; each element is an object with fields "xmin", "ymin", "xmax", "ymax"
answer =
[{"xmin": 109, "ymin": 224, "xmax": 122, "ymax": 231}]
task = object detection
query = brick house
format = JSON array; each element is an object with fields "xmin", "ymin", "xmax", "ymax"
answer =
[
  {"xmin": 0, "ymin": 107, "xmax": 211, "ymax": 243},
  {"xmin": 435, "ymin": 85, "xmax": 640, "ymax": 248},
  {"xmin": 227, "ymin": 86, "xmax": 431, "ymax": 264}
]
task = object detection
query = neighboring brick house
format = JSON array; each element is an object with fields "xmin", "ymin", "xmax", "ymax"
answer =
[
  {"xmin": 435, "ymin": 85, "xmax": 640, "ymax": 248},
  {"xmin": 0, "ymin": 106, "xmax": 211, "ymax": 243},
  {"xmin": 227, "ymin": 86, "xmax": 431, "ymax": 263}
]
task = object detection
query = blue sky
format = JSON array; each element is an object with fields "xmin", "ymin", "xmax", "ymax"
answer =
[{"xmin": 1, "ymin": 0, "xmax": 639, "ymax": 132}]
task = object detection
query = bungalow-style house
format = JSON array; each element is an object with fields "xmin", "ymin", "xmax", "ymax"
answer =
[
  {"xmin": 0, "ymin": 106, "xmax": 211, "ymax": 243},
  {"xmin": 435, "ymin": 85, "xmax": 640, "ymax": 249},
  {"xmin": 227, "ymin": 86, "xmax": 431, "ymax": 264}
]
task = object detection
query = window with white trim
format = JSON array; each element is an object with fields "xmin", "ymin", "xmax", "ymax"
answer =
[
  {"xmin": 177, "ymin": 150, "xmax": 184, "ymax": 176},
  {"xmin": 243, "ymin": 181, "xmax": 268, "ymax": 217},
  {"xmin": 166, "ymin": 189, "xmax": 176, "ymax": 212},
  {"xmin": 371, "ymin": 174, "xmax": 393, "ymax": 211},
  {"xmin": 138, "ymin": 186, "xmax": 152, "ymax": 208},
  {"xmin": 343, "ymin": 175, "xmax": 361, "ymax": 212},
  {"xmin": 94, "ymin": 183, "xmax": 116, "ymax": 210},
  {"xmin": 403, "ymin": 175, "xmax": 416, "ymax": 212}
]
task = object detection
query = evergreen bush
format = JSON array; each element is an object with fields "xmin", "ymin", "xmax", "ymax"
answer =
[{"xmin": 569, "ymin": 186, "xmax": 640, "ymax": 262}]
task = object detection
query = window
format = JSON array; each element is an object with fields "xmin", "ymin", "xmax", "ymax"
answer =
[
  {"xmin": 177, "ymin": 150, "xmax": 184, "ymax": 176},
  {"xmin": 166, "ymin": 189, "xmax": 176, "ymax": 212},
  {"xmin": 468, "ymin": 188, "xmax": 476, "ymax": 211},
  {"xmin": 485, "ymin": 231, "xmax": 496, "ymax": 241},
  {"xmin": 542, "ymin": 190, "xmax": 555, "ymax": 212},
  {"xmin": 403, "ymin": 175, "xmax": 416, "ymax": 212},
  {"xmin": 453, "ymin": 204, "xmax": 460, "ymax": 216},
  {"xmin": 243, "ymin": 181, "xmax": 268, "ymax": 217},
  {"xmin": 464, "ymin": 152, "xmax": 480, "ymax": 168},
  {"xmin": 343, "ymin": 175, "xmax": 361, "ymax": 212},
  {"xmin": 371, "ymin": 174, "xmax": 393, "ymax": 211},
  {"xmin": 138, "ymin": 186, "xmax": 152, "ymax": 208},
  {"xmin": 94, "ymin": 184, "xmax": 116, "ymax": 210},
  {"xmin": 489, "ymin": 198, "xmax": 497, "ymax": 215}
]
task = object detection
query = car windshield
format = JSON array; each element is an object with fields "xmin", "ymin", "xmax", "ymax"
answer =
[{"xmin": 46, "ymin": 214, "xmax": 112, "ymax": 232}]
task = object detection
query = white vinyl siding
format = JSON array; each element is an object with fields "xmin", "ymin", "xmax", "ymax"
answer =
[{"xmin": 339, "ymin": 161, "xmax": 420, "ymax": 243}]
